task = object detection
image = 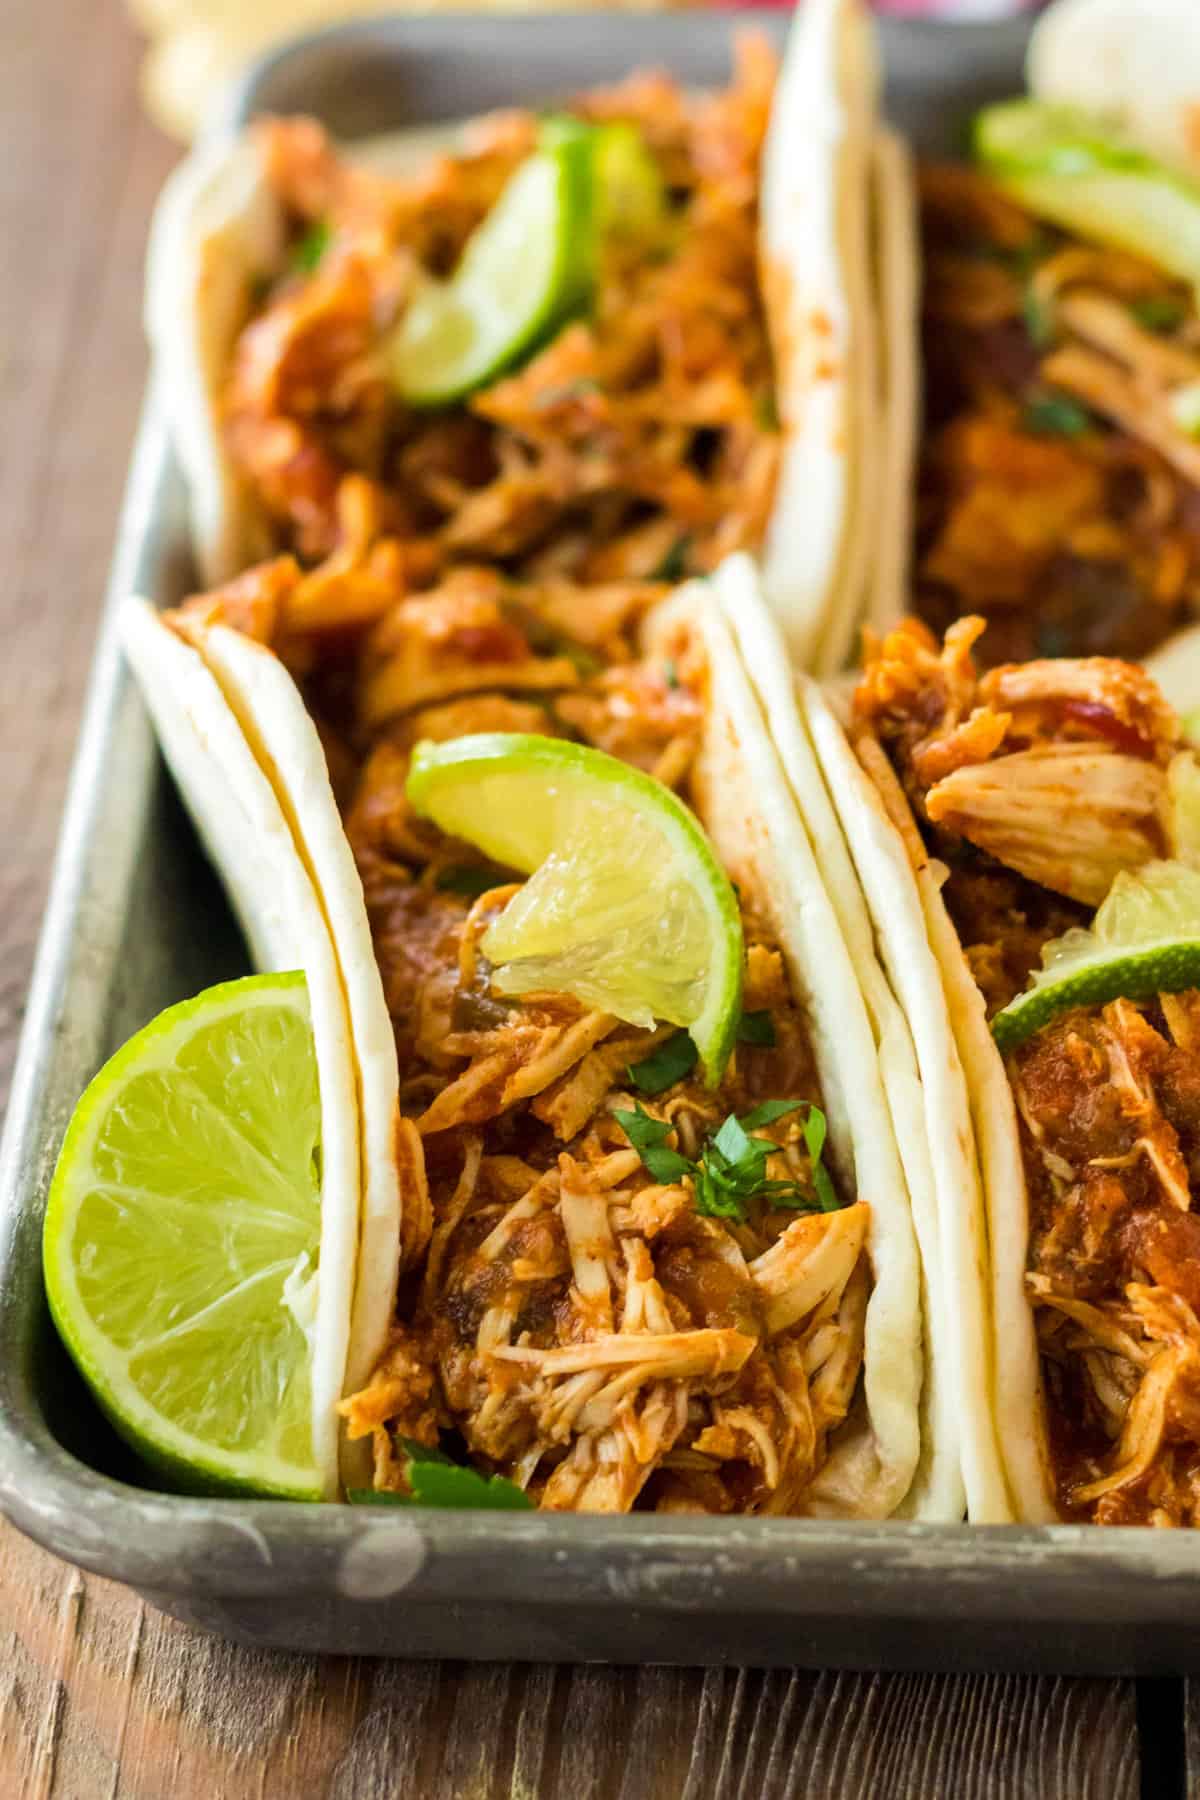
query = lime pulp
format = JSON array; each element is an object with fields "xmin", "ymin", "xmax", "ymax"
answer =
[
  {"xmin": 42, "ymin": 973, "xmax": 326, "ymax": 1498},
  {"xmin": 405, "ymin": 733, "xmax": 743, "ymax": 1083}
]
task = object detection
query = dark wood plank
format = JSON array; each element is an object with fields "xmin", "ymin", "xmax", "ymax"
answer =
[{"xmin": 0, "ymin": 2, "xmax": 1157, "ymax": 1795}]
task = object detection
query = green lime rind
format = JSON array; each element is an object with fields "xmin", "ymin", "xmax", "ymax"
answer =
[
  {"xmin": 973, "ymin": 101, "xmax": 1200, "ymax": 291},
  {"xmin": 991, "ymin": 861, "xmax": 1200, "ymax": 1055},
  {"xmin": 392, "ymin": 131, "xmax": 594, "ymax": 407},
  {"xmin": 42, "ymin": 972, "xmax": 324, "ymax": 1501},
  {"xmin": 406, "ymin": 732, "xmax": 743, "ymax": 1084},
  {"xmin": 992, "ymin": 939, "xmax": 1200, "ymax": 1055}
]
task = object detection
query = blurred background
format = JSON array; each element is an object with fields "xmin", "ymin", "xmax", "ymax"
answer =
[{"xmin": 128, "ymin": 0, "xmax": 1044, "ymax": 143}]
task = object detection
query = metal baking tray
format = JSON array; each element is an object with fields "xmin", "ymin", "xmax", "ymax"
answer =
[{"xmin": 3, "ymin": 10, "xmax": 1197, "ymax": 1674}]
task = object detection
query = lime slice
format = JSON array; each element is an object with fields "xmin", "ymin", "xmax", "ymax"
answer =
[
  {"xmin": 594, "ymin": 123, "xmax": 667, "ymax": 243},
  {"xmin": 974, "ymin": 101, "xmax": 1200, "ymax": 291},
  {"xmin": 392, "ymin": 132, "xmax": 593, "ymax": 407},
  {"xmin": 992, "ymin": 861, "xmax": 1200, "ymax": 1053},
  {"xmin": 43, "ymin": 973, "xmax": 326, "ymax": 1499},
  {"xmin": 406, "ymin": 733, "xmax": 743, "ymax": 1082}
]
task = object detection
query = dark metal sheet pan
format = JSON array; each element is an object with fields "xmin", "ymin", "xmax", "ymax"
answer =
[{"xmin": 5, "ymin": 10, "xmax": 1197, "ymax": 1673}]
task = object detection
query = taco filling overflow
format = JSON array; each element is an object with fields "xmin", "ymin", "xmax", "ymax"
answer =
[{"xmin": 41, "ymin": 0, "xmax": 1200, "ymax": 1526}]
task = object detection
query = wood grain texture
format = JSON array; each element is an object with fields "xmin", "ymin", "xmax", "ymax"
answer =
[{"xmin": 0, "ymin": 2, "xmax": 1159, "ymax": 1796}]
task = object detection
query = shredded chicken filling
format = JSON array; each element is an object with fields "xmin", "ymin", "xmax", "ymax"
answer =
[
  {"xmin": 917, "ymin": 162, "xmax": 1200, "ymax": 667},
  {"xmin": 856, "ymin": 616, "xmax": 1200, "ymax": 1524}
]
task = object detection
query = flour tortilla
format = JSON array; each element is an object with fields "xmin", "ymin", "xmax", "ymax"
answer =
[
  {"xmin": 170, "ymin": 618, "xmax": 416, "ymax": 1404},
  {"xmin": 147, "ymin": 5, "xmax": 884, "ymax": 675},
  {"xmin": 644, "ymin": 565, "xmax": 924, "ymax": 1517},
  {"xmin": 803, "ymin": 691, "xmax": 1026, "ymax": 1521},
  {"xmin": 760, "ymin": 0, "xmax": 884, "ymax": 673},
  {"xmin": 715, "ymin": 555, "xmax": 961, "ymax": 1519},
  {"xmin": 867, "ymin": 129, "xmax": 919, "ymax": 638},
  {"xmin": 804, "ymin": 685, "xmax": 1056, "ymax": 1521},
  {"xmin": 121, "ymin": 597, "xmax": 362, "ymax": 1498}
]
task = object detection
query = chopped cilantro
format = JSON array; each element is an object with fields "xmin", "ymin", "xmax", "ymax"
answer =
[
  {"xmin": 615, "ymin": 1097, "xmax": 837, "ymax": 1223},
  {"xmin": 435, "ymin": 865, "xmax": 506, "ymax": 899},
  {"xmin": 612, "ymin": 1106, "xmax": 696, "ymax": 1184},
  {"xmin": 737, "ymin": 1010, "xmax": 776, "ymax": 1047},
  {"xmin": 1022, "ymin": 285, "xmax": 1055, "ymax": 350},
  {"xmin": 753, "ymin": 388, "xmax": 780, "ymax": 432},
  {"xmin": 1129, "ymin": 296, "xmax": 1187, "ymax": 334},
  {"xmin": 347, "ymin": 1439, "xmax": 533, "ymax": 1511},
  {"xmin": 662, "ymin": 658, "xmax": 679, "ymax": 691},
  {"xmin": 627, "ymin": 1032, "xmax": 698, "ymax": 1096},
  {"xmin": 1021, "ymin": 391, "xmax": 1094, "ymax": 439},
  {"xmin": 653, "ymin": 535, "xmax": 692, "ymax": 583},
  {"xmin": 293, "ymin": 219, "xmax": 330, "ymax": 274}
]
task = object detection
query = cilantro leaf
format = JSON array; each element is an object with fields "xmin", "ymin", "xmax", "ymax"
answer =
[
  {"xmin": 627, "ymin": 1032, "xmax": 698, "ymax": 1096},
  {"xmin": 737, "ymin": 1010, "xmax": 776, "ymax": 1047},
  {"xmin": 737, "ymin": 1099, "xmax": 804, "ymax": 1131},
  {"xmin": 436, "ymin": 864, "xmax": 506, "ymax": 899},
  {"xmin": 293, "ymin": 219, "xmax": 330, "ymax": 274},
  {"xmin": 1129, "ymin": 295, "xmax": 1187, "ymax": 333},
  {"xmin": 1021, "ymin": 391, "xmax": 1093, "ymax": 439},
  {"xmin": 662, "ymin": 658, "xmax": 679, "ymax": 691},
  {"xmin": 1022, "ymin": 285, "xmax": 1055, "ymax": 350},
  {"xmin": 803, "ymin": 1106, "xmax": 839, "ymax": 1213},
  {"xmin": 614, "ymin": 1106, "xmax": 695, "ymax": 1184},
  {"xmin": 347, "ymin": 1438, "xmax": 533, "ymax": 1511},
  {"xmin": 653, "ymin": 535, "xmax": 692, "ymax": 582}
]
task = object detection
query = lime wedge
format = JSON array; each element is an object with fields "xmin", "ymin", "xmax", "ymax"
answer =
[
  {"xmin": 392, "ymin": 131, "xmax": 593, "ymax": 407},
  {"xmin": 43, "ymin": 973, "xmax": 326, "ymax": 1499},
  {"xmin": 992, "ymin": 861, "xmax": 1200, "ymax": 1053},
  {"xmin": 594, "ymin": 122, "xmax": 667, "ymax": 244},
  {"xmin": 406, "ymin": 733, "xmax": 743, "ymax": 1082},
  {"xmin": 974, "ymin": 101, "xmax": 1200, "ymax": 291}
]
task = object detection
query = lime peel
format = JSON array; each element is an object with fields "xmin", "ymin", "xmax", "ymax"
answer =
[
  {"xmin": 405, "ymin": 733, "xmax": 743, "ymax": 1083},
  {"xmin": 992, "ymin": 861, "xmax": 1200, "ymax": 1053}
]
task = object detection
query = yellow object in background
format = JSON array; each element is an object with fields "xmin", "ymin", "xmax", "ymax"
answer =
[{"xmin": 129, "ymin": 0, "xmax": 680, "ymax": 141}]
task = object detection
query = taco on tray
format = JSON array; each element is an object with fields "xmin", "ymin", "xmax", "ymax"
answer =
[
  {"xmin": 817, "ymin": 611, "xmax": 1200, "ymax": 1525},
  {"xmin": 864, "ymin": 14, "xmax": 1200, "ymax": 674},
  {"xmin": 116, "ymin": 543, "xmax": 947, "ymax": 1517},
  {"xmin": 146, "ymin": 0, "xmax": 891, "ymax": 676}
]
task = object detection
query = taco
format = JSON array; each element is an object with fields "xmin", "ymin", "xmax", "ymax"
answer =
[
  {"xmin": 874, "ymin": 50, "xmax": 1200, "ymax": 669},
  {"xmin": 121, "ymin": 546, "xmax": 942, "ymax": 1516},
  {"xmin": 825, "ymin": 612, "xmax": 1200, "ymax": 1525},
  {"xmin": 145, "ymin": 1, "xmax": 887, "ymax": 674}
]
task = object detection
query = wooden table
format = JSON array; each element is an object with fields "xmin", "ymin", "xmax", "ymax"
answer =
[{"xmin": 0, "ymin": 4, "xmax": 1195, "ymax": 1794}]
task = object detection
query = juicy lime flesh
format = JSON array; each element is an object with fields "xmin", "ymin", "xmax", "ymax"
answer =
[
  {"xmin": 43, "ymin": 974, "xmax": 323, "ymax": 1497},
  {"xmin": 392, "ymin": 138, "xmax": 590, "ymax": 406},
  {"xmin": 993, "ymin": 862, "xmax": 1200, "ymax": 1053},
  {"xmin": 406, "ymin": 734, "xmax": 743, "ymax": 1081}
]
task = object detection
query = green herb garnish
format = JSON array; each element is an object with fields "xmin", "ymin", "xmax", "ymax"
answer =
[
  {"xmin": 293, "ymin": 219, "xmax": 331, "ymax": 274},
  {"xmin": 627, "ymin": 1032, "xmax": 698, "ymax": 1096},
  {"xmin": 1021, "ymin": 391, "xmax": 1094, "ymax": 439},
  {"xmin": 436, "ymin": 865, "xmax": 506, "ymax": 899},
  {"xmin": 737, "ymin": 1010, "xmax": 776, "ymax": 1047},
  {"xmin": 662, "ymin": 659, "xmax": 679, "ymax": 691},
  {"xmin": 1022, "ymin": 285, "xmax": 1055, "ymax": 350},
  {"xmin": 612, "ymin": 1105, "xmax": 696, "ymax": 1184},
  {"xmin": 753, "ymin": 388, "xmax": 780, "ymax": 432},
  {"xmin": 653, "ymin": 535, "xmax": 692, "ymax": 583},
  {"xmin": 347, "ymin": 1438, "xmax": 533, "ymax": 1511},
  {"xmin": 615, "ymin": 1098, "xmax": 837, "ymax": 1223},
  {"xmin": 1129, "ymin": 296, "xmax": 1187, "ymax": 333}
]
